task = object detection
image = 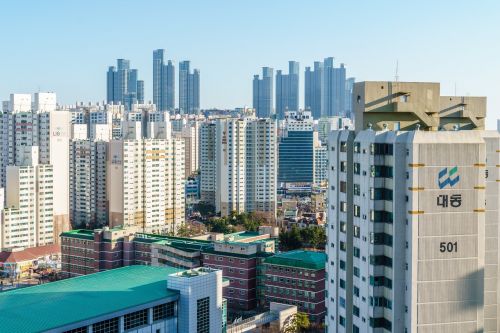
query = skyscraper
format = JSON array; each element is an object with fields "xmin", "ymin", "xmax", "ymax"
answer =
[
  {"xmin": 106, "ymin": 59, "xmax": 143, "ymax": 110},
  {"xmin": 326, "ymin": 81, "xmax": 497, "ymax": 332},
  {"xmin": 322, "ymin": 57, "xmax": 346, "ymax": 117},
  {"xmin": 344, "ymin": 77, "xmax": 355, "ymax": 118},
  {"xmin": 278, "ymin": 110, "xmax": 314, "ymax": 184},
  {"xmin": 276, "ymin": 61, "xmax": 299, "ymax": 119},
  {"xmin": 253, "ymin": 67, "xmax": 274, "ymax": 118},
  {"xmin": 179, "ymin": 61, "xmax": 200, "ymax": 114},
  {"xmin": 153, "ymin": 49, "xmax": 175, "ymax": 111},
  {"xmin": 305, "ymin": 61, "xmax": 323, "ymax": 119}
]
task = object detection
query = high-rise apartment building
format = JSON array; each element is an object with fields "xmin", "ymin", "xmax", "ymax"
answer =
[
  {"xmin": 153, "ymin": 49, "xmax": 175, "ymax": 111},
  {"xmin": 322, "ymin": 57, "xmax": 346, "ymax": 117},
  {"xmin": 106, "ymin": 59, "xmax": 144, "ymax": 109},
  {"xmin": 108, "ymin": 113, "xmax": 185, "ymax": 233},
  {"xmin": 345, "ymin": 77, "xmax": 355, "ymax": 118},
  {"xmin": 253, "ymin": 67, "xmax": 274, "ymax": 118},
  {"xmin": 305, "ymin": 61, "xmax": 323, "ymax": 119},
  {"xmin": 179, "ymin": 61, "xmax": 200, "ymax": 114},
  {"xmin": 326, "ymin": 81, "xmax": 498, "ymax": 333},
  {"xmin": 1, "ymin": 147, "xmax": 54, "ymax": 249},
  {"xmin": 173, "ymin": 121, "xmax": 200, "ymax": 178},
  {"xmin": 69, "ymin": 136, "xmax": 108, "ymax": 228},
  {"xmin": 1, "ymin": 93, "xmax": 70, "ymax": 244},
  {"xmin": 200, "ymin": 122, "xmax": 216, "ymax": 205},
  {"xmin": 200, "ymin": 118, "xmax": 277, "ymax": 218},
  {"xmin": 276, "ymin": 61, "xmax": 299, "ymax": 119}
]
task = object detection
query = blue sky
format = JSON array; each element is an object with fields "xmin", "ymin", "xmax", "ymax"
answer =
[{"xmin": 1, "ymin": 0, "xmax": 499, "ymax": 128}]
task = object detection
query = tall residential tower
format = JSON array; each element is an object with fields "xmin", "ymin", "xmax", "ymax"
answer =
[
  {"xmin": 153, "ymin": 49, "xmax": 175, "ymax": 111},
  {"xmin": 179, "ymin": 61, "xmax": 200, "ymax": 114},
  {"xmin": 253, "ymin": 67, "xmax": 274, "ymax": 118},
  {"xmin": 276, "ymin": 61, "xmax": 299, "ymax": 119},
  {"xmin": 326, "ymin": 81, "xmax": 498, "ymax": 333}
]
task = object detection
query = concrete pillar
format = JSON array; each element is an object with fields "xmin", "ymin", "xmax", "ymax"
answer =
[
  {"xmin": 148, "ymin": 307, "xmax": 153, "ymax": 324},
  {"xmin": 119, "ymin": 316, "xmax": 124, "ymax": 333}
]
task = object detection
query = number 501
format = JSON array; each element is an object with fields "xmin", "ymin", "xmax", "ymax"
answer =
[{"xmin": 440, "ymin": 242, "xmax": 457, "ymax": 253}]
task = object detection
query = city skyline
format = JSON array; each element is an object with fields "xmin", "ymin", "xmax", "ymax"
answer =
[{"xmin": 1, "ymin": 0, "xmax": 498, "ymax": 128}]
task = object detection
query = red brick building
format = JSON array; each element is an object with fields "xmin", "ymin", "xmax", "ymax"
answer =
[
  {"xmin": 202, "ymin": 231, "xmax": 276, "ymax": 313},
  {"xmin": 60, "ymin": 226, "xmax": 212, "ymax": 278},
  {"xmin": 262, "ymin": 250, "xmax": 326, "ymax": 323}
]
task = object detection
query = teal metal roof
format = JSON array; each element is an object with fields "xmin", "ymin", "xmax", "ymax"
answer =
[
  {"xmin": 264, "ymin": 250, "xmax": 326, "ymax": 270},
  {"xmin": 0, "ymin": 265, "xmax": 181, "ymax": 332}
]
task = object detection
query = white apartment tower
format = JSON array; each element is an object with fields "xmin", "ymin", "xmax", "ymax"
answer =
[
  {"xmin": 108, "ymin": 112, "xmax": 185, "ymax": 233},
  {"xmin": 200, "ymin": 118, "xmax": 277, "ymax": 218},
  {"xmin": 326, "ymin": 81, "xmax": 499, "ymax": 333},
  {"xmin": 174, "ymin": 120, "xmax": 200, "ymax": 178},
  {"xmin": 0, "ymin": 93, "xmax": 70, "ymax": 244},
  {"xmin": 1, "ymin": 147, "xmax": 54, "ymax": 249}
]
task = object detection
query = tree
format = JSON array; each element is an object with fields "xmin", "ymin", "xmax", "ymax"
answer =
[
  {"xmin": 283, "ymin": 312, "xmax": 310, "ymax": 333},
  {"xmin": 300, "ymin": 226, "xmax": 326, "ymax": 249},
  {"xmin": 279, "ymin": 226, "xmax": 303, "ymax": 251},
  {"xmin": 279, "ymin": 225, "xmax": 326, "ymax": 251},
  {"xmin": 194, "ymin": 202, "xmax": 215, "ymax": 216},
  {"xmin": 205, "ymin": 217, "xmax": 235, "ymax": 234}
]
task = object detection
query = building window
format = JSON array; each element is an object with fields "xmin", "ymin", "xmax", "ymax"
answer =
[
  {"xmin": 340, "ymin": 202, "xmax": 347, "ymax": 212},
  {"xmin": 353, "ymin": 205, "xmax": 361, "ymax": 217},
  {"xmin": 340, "ymin": 221, "xmax": 347, "ymax": 233},
  {"xmin": 353, "ymin": 184, "xmax": 360, "ymax": 196},
  {"xmin": 354, "ymin": 226, "xmax": 360, "ymax": 238},
  {"xmin": 340, "ymin": 141, "xmax": 347, "ymax": 152},
  {"xmin": 340, "ymin": 181, "xmax": 347, "ymax": 193},
  {"xmin": 354, "ymin": 247, "xmax": 360, "ymax": 258},
  {"xmin": 63, "ymin": 327, "xmax": 88, "ymax": 333},
  {"xmin": 153, "ymin": 302, "xmax": 175, "ymax": 321},
  {"xmin": 197, "ymin": 297, "xmax": 210, "ymax": 333},
  {"xmin": 340, "ymin": 161, "xmax": 347, "ymax": 172},
  {"xmin": 124, "ymin": 308, "xmax": 148, "ymax": 330},
  {"xmin": 92, "ymin": 317, "xmax": 119, "ymax": 333},
  {"xmin": 354, "ymin": 142, "xmax": 361, "ymax": 153},
  {"xmin": 339, "ymin": 315, "xmax": 346, "ymax": 327},
  {"xmin": 353, "ymin": 163, "xmax": 360, "ymax": 175}
]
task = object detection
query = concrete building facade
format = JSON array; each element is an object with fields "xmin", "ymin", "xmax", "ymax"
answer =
[{"xmin": 326, "ymin": 81, "xmax": 498, "ymax": 332}]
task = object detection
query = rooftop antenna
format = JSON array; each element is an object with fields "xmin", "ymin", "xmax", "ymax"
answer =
[{"xmin": 394, "ymin": 60, "xmax": 399, "ymax": 82}]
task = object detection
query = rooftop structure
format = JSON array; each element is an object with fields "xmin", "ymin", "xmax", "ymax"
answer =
[{"xmin": 264, "ymin": 250, "xmax": 326, "ymax": 270}]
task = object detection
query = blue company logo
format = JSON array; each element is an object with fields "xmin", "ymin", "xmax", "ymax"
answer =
[{"xmin": 438, "ymin": 166, "xmax": 460, "ymax": 189}]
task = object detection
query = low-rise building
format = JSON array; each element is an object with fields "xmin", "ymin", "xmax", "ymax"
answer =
[
  {"xmin": 202, "ymin": 230, "xmax": 277, "ymax": 313},
  {"xmin": 0, "ymin": 265, "xmax": 227, "ymax": 333},
  {"xmin": 262, "ymin": 250, "xmax": 326, "ymax": 323},
  {"xmin": 60, "ymin": 226, "xmax": 212, "ymax": 278},
  {"xmin": 0, "ymin": 244, "xmax": 60, "ymax": 278}
]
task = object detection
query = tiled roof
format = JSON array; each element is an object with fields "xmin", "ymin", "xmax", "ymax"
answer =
[{"xmin": 0, "ymin": 244, "xmax": 61, "ymax": 264}]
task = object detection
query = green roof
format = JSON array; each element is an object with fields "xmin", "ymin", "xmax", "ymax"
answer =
[
  {"xmin": 60, "ymin": 228, "xmax": 95, "ymax": 240},
  {"xmin": 225, "ymin": 231, "xmax": 261, "ymax": 241},
  {"xmin": 264, "ymin": 250, "xmax": 326, "ymax": 270},
  {"xmin": 0, "ymin": 265, "xmax": 181, "ymax": 332}
]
